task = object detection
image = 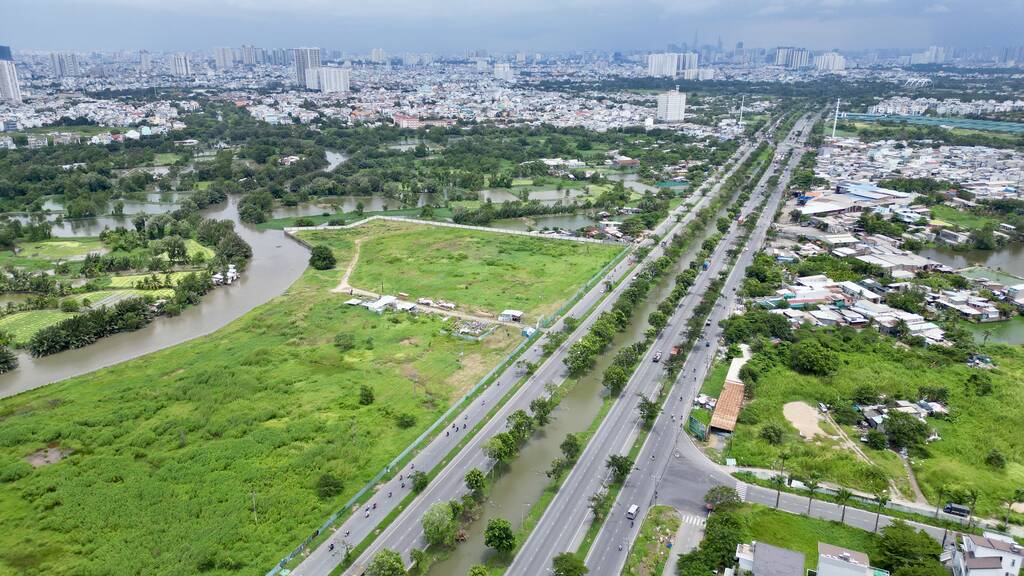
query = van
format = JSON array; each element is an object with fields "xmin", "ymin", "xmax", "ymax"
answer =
[
  {"xmin": 944, "ymin": 503, "xmax": 970, "ymax": 517},
  {"xmin": 626, "ymin": 504, "xmax": 639, "ymax": 520}
]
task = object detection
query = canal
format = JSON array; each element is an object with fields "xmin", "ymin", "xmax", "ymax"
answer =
[{"xmin": 424, "ymin": 208, "xmax": 720, "ymax": 575}]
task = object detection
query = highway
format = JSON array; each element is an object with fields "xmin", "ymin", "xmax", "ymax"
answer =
[
  {"xmin": 290, "ymin": 130, "xmax": 767, "ymax": 576},
  {"xmin": 582, "ymin": 113, "xmax": 817, "ymax": 576},
  {"xmin": 509, "ymin": 113, "xmax": 816, "ymax": 576}
]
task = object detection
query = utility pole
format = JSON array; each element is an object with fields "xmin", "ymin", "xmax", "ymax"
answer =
[{"xmin": 832, "ymin": 98, "xmax": 841, "ymax": 139}]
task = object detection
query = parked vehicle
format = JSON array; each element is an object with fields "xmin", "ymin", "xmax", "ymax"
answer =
[{"xmin": 944, "ymin": 503, "xmax": 971, "ymax": 517}]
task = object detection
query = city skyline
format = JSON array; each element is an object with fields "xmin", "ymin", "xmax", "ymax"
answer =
[{"xmin": 1, "ymin": 0, "xmax": 1021, "ymax": 53}]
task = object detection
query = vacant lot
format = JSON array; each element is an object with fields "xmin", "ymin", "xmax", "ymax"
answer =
[
  {"xmin": 726, "ymin": 327, "xmax": 1024, "ymax": 515},
  {"xmin": 929, "ymin": 205, "xmax": 998, "ymax": 232},
  {"xmin": 0, "ymin": 268, "xmax": 519, "ymax": 576},
  {"xmin": 739, "ymin": 504, "xmax": 881, "ymax": 571},
  {"xmin": 298, "ymin": 219, "xmax": 623, "ymax": 318}
]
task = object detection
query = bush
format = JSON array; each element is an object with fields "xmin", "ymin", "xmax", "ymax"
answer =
[
  {"xmin": 293, "ymin": 217, "xmax": 316, "ymax": 227},
  {"xmin": 315, "ymin": 473, "xmax": 343, "ymax": 499},
  {"xmin": 59, "ymin": 298, "xmax": 80, "ymax": 313},
  {"xmin": 759, "ymin": 423, "xmax": 784, "ymax": 445},
  {"xmin": 410, "ymin": 470, "xmax": 429, "ymax": 493},
  {"xmin": 866, "ymin": 429, "xmax": 888, "ymax": 450},
  {"xmin": 309, "ymin": 245, "xmax": 337, "ymax": 270},
  {"xmin": 396, "ymin": 413, "xmax": 416, "ymax": 428},
  {"xmin": 334, "ymin": 333, "xmax": 356, "ymax": 352},
  {"xmin": 359, "ymin": 385, "xmax": 375, "ymax": 405}
]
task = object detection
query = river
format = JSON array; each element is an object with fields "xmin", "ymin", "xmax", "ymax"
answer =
[{"xmin": 0, "ymin": 194, "xmax": 309, "ymax": 399}]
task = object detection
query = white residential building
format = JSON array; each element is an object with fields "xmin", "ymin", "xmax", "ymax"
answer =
[
  {"xmin": 953, "ymin": 533, "xmax": 1024, "ymax": 576},
  {"xmin": 815, "ymin": 52, "xmax": 846, "ymax": 72},
  {"xmin": 0, "ymin": 60, "xmax": 21, "ymax": 104},
  {"xmin": 371, "ymin": 48, "xmax": 387, "ymax": 63},
  {"xmin": 51, "ymin": 52, "xmax": 80, "ymax": 77},
  {"xmin": 317, "ymin": 67, "xmax": 351, "ymax": 93},
  {"xmin": 293, "ymin": 47, "xmax": 321, "ymax": 89},
  {"xmin": 214, "ymin": 47, "xmax": 235, "ymax": 70},
  {"xmin": 493, "ymin": 63, "xmax": 514, "ymax": 82},
  {"xmin": 646, "ymin": 52, "xmax": 679, "ymax": 77},
  {"xmin": 171, "ymin": 54, "xmax": 191, "ymax": 77},
  {"xmin": 656, "ymin": 89, "xmax": 686, "ymax": 122}
]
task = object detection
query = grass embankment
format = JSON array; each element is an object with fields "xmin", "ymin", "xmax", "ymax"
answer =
[
  {"xmin": 737, "ymin": 504, "xmax": 882, "ymax": 571},
  {"xmin": 297, "ymin": 219, "xmax": 622, "ymax": 319},
  {"xmin": 0, "ymin": 266, "xmax": 520, "ymax": 576},
  {"xmin": 622, "ymin": 506, "xmax": 681, "ymax": 576},
  {"xmin": 726, "ymin": 327, "xmax": 1024, "ymax": 516},
  {"xmin": 256, "ymin": 208, "xmax": 457, "ymax": 230}
]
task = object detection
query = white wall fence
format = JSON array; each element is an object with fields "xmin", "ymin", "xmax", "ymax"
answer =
[{"xmin": 283, "ymin": 215, "xmax": 621, "ymax": 245}]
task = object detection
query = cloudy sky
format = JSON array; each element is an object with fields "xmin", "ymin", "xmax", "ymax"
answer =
[{"xmin": 2, "ymin": 0, "xmax": 1021, "ymax": 53}]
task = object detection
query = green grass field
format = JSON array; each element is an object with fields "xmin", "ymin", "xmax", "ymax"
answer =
[
  {"xmin": 726, "ymin": 328, "xmax": 1024, "ymax": 515},
  {"xmin": 739, "ymin": 504, "xmax": 882, "ymax": 571},
  {"xmin": 184, "ymin": 239, "xmax": 215, "ymax": 259},
  {"xmin": 297, "ymin": 219, "xmax": 622, "ymax": 318},
  {"xmin": 0, "ymin": 239, "xmax": 104, "ymax": 271},
  {"xmin": 0, "ymin": 267, "xmax": 519, "ymax": 576},
  {"xmin": 929, "ymin": 205, "xmax": 999, "ymax": 232},
  {"xmin": 0, "ymin": 310, "xmax": 75, "ymax": 346},
  {"xmin": 74, "ymin": 289, "xmax": 176, "ymax": 307},
  {"xmin": 151, "ymin": 153, "xmax": 182, "ymax": 166},
  {"xmin": 700, "ymin": 360, "xmax": 728, "ymax": 398},
  {"xmin": 107, "ymin": 271, "xmax": 195, "ymax": 288},
  {"xmin": 622, "ymin": 505, "xmax": 680, "ymax": 576}
]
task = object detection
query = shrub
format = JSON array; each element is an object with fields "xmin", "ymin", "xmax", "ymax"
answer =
[
  {"xmin": 309, "ymin": 245, "xmax": 337, "ymax": 270},
  {"xmin": 315, "ymin": 473, "xmax": 343, "ymax": 499},
  {"xmin": 760, "ymin": 423, "xmax": 784, "ymax": 445},
  {"xmin": 293, "ymin": 217, "xmax": 316, "ymax": 227}
]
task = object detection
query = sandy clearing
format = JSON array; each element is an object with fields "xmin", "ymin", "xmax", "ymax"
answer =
[{"xmin": 783, "ymin": 401, "xmax": 826, "ymax": 439}]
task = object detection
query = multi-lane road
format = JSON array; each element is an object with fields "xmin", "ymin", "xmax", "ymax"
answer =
[
  {"xmin": 510, "ymin": 113, "xmax": 819, "ymax": 575},
  {"xmin": 291, "ymin": 129, "xmax": 768, "ymax": 576},
  {"xmin": 582, "ymin": 114, "xmax": 818, "ymax": 576}
]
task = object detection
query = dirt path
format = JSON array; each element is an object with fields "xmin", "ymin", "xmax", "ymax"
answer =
[
  {"xmin": 900, "ymin": 456, "xmax": 929, "ymax": 505},
  {"xmin": 331, "ymin": 238, "xmax": 363, "ymax": 294}
]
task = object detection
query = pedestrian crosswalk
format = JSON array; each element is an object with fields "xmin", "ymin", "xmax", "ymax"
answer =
[
  {"xmin": 680, "ymin": 514, "xmax": 706, "ymax": 526},
  {"xmin": 736, "ymin": 481, "xmax": 748, "ymax": 502}
]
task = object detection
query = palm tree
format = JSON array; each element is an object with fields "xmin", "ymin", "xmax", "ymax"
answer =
[
  {"xmin": 836, "ymin": 488, "xmax": 853, "ymax": 523},
  {"xmin": 874, "ymin": 491, "xmax": 890, "ymax": 533},
  {"xmin": 771, "ymin": 475, "xmax": 787, "ymax": 509},
  {"xmin": 806, "ymin": 477, "xmax": 820, "ymax": 516}
]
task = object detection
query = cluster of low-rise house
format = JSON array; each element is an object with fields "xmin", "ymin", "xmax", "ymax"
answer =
[
  {"xmin": 817, "ymin": 138, "xmax": 1023, "ymax": 200},
  {"xmin": 869, "ymin": 96, "xmax": 1024, "ymax": 117}
]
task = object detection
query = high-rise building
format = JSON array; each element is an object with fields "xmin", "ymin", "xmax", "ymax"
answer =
[
  {"xmin": 241, "ymin": 45, "xmax": 262, "ymax": 66},
  {"xmin": 474, "ymin": 58, "xmax": 489, "ymax": 72},
  {"xmin": 679, "ymin": 52, "xmax": 699, "ymax": 71},
  {"xmin": 51, "ymin": 52, "xmax": 80, "ymax": 77},
  {"xmin": 370, "ymin": 48, "xmax": 387, "ymax": 63},
  {"xmin": 317, "ymin": 67, "xmax": 351, "ymax": 93},
  {"xmin": 171, "ymin": 54, "xmax": 191, "ymax": 77},
  {"xmin": 493, "ymin": 62, "xmax": 514, "ymax": 82},
  {"xmin": 270, "ymin": 48, "xmax": 291, "ymax": 66},
  {"xmin": 138, "ymin": 50, "xmax": 152, "ymax": 73},
  {"xmin": 0, "ymin": 47, "xmax": 22, "ymax": 104},
  {"xmin": 293, "ymin": 47, "xmax": 321, "ymax": 88},
  {"xmin": 656, "ymin": 88, "xmax": 686, "ymax": 122},
  {"xmin": 214, "ymin": 47, "xmax": 235, "ymax": 70},
  {"xmin": 775, "ymin": 47, "xmax": 811, "ymax": 69},
  {"xmin": 646, "ymin": 53, "xmax": 679, "ymax": 77},
  {"xmin": 814, "ymin": 52, "xmax": 846, "ymax": 72}
]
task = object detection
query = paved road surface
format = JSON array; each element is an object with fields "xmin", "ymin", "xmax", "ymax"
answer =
[
  {"xmin": 581, "ymin": 115, "xmax": 819, "ymax": 576},
  {"xmin": 290, "ymin": 134, "xmax": 765, "ymax": 576},
  {"xmin": 510, "ymin": 115, "xmax": 816, "ymax": 576}
]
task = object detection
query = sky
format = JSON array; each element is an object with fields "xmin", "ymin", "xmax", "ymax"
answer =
[{"xmin": 2, "ymin": 0, "xmax": 1022, "ymax": 53}]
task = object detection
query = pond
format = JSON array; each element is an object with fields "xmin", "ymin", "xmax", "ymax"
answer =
[
  {"xmin": 919, "ymin": 244, "xmax": 1024, "ymax": 278},
  {"xmin": 488, "ymin": 214, "xmax": 597, "ymax": 232}
]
